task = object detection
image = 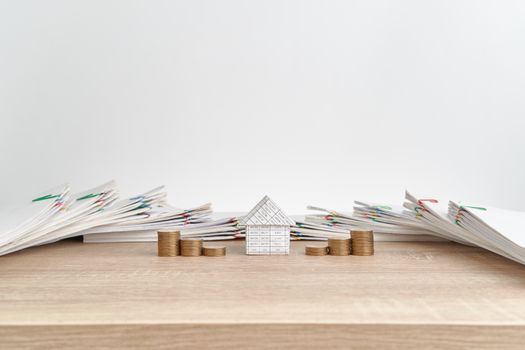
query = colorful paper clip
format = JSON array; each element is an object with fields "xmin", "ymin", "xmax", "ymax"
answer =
[
  {"xmin": 76, "ymin": 192, "xmax": 104, "ymax": 201},
  {"xmin": 414, "ymin": 206, "xmax": 424, "ymax": 216},
  {"xmin": 460, "ymin": 205, "xmax": 487, "ymax": 211},
  {"xmin": 417, "ymin": 199, "xmax": 438, "ymax": 205},
  {"xmin": 32, "ymin": 194, "xmax": 61, "ymax": 202}
]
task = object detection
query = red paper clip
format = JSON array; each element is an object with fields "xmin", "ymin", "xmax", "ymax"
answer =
[{"xmin": 417, "ymin": 199, "xmax": 438, "ymax": 205}]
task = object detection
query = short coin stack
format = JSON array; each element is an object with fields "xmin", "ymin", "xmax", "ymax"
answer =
[
  {"xmin": 305, "ymin": 245, "xmax": 329, "ymax": 256},
  {"xmin": 157, "ymin": 230, "xmax": 180, "ymax": 257},
  {"xmin": 350, "ymin": 229, "xmax": 374, "ymax": 256},
  {"xmin": 327, "ymin": 238, "xmax": 351, "ymax": 256},
  {"xmin": 202, "ymin": 246, "xmax": 226, "ymax": 257},
  {"xmin": 180, "ymin": 238, "xmax": 203, "ymax": 257}
]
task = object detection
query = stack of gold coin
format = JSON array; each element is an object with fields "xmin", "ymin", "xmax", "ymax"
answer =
[
  {"xmin": 305, "ymin": 245, "xmax": 329, "ymax": 256},
  {"xmin": 327, "ymin": 238, "xmax": 351, "ymax": 256},
  {"xmin": 157, "ymin": 230, "xmax": 181, "ymax": 257},
  {"xmin": 202, "ymin": 246, "xmax": 226, "ymax": 257},
  {"xmin": 351, "ymin": 229, "xmax": 374, "ymax": 256},
  {"xmin": 180, "ymin": 238, "xmax": 203, "ymax": 257}
]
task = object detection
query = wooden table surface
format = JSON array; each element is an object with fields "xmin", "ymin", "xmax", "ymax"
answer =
[{"xmin": 1, "ymin": 239, "xmax": 525, "ymax": 349}]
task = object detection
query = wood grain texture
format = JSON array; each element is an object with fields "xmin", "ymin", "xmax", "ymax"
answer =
[{"xmin": 1, "ymin": 239, "xmax": 525, "ymax": 349}]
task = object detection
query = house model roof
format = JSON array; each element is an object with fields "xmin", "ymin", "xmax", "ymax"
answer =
[{"xmin": 240, "ymin": 195, "xmax": 295, "ymax": 226}]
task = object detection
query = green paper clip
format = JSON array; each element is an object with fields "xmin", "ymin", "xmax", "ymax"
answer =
[
  {"xmin": 461, "ymin": 205, "xmax": 487, "ymax": 211},
  {"xmin": 77, "ymin": 193, "xmax": 102, "ymax": 201},
  {"xmin": 32, "ymin": 194, "xmax": 60, "ymax": 202}
]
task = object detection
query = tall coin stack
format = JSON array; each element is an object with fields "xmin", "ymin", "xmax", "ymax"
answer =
[
  {"xmin": 327, "ymin": 238, "xmax": 351, "ymax": 256},
  {"xmin": 180, "ymin": 238, "xmax": 203, "ymax": 257},
  {"xmin": 157, "ymin": 230, "xmax": 181, "ymax": 257},
  {"xmin": 350, "ymin": 229, "xmax": 374, "ymax": 256}
]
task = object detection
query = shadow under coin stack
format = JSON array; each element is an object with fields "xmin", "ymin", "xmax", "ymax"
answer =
[{"xmin": 350, "ymin": 229, "xmax": 374, "ymax": 256}]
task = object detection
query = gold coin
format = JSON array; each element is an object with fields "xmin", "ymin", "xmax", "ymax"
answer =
[
  {"xmin": 157, "ymin": 230, "xmax": 181, "ymax": 257},
  {"xmin": 202, "ymin": 246, "xmax": 226, "ymax": 257},
  {"xmin": 305, "ymin": 246, "xmax": 329, "ymax": 256},
  {"xmin": 350, "ymin": 229, "xmax": 374, "ymax": 256},
  {"xmin": 180, "ymin": 238, "xmax": 203, "ymax": 257},
  {"xmin": 327, "ymin": 238, "xmax": 350, "ymax": 256}
]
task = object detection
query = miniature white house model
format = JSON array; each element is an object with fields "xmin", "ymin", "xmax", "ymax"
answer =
[{"xmin": 240, "ymin": 196, "xmax": 295, "ymax": 255}]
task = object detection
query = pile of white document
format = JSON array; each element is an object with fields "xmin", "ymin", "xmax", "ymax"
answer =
[
  {"xmin": 83, "ymin": 217, "xmax": 244, "ymax": 243},
  {"xmin": 446, "ymin": 202, "xmax": 525, "ymax": 264},
  {"xmin": 0, "ymin": 181, "xmax": 122, "ymax": 255},
  {"xmin": 294, "ymin": 203, "xmax": 441, "ymax": 241},
  {"xmin": 0, "ymin": 183, "xmax": 71, "ymax": 255},
  {"xmin": 4, "ymin": 185, "xmax": 525, "ymax": 264},
  {"xmin": 0, "ymin": 181, "xmax": 240, "ymax": 255},
  {"xmin": 404, "ymin": 191, "xmax": 525, "ymax": 264},
  {"xmin": 299, "ymin": 194, "xmax": 525, "ymax": 264},
  {"xmin": 296, "ymin": 196, "xmax": 525, "ymax": 264},
  {"xmin": 291, "ymin": 221, "xmax": 352, "ymax": 241}
]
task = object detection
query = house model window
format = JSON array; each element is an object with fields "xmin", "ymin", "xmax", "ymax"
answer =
[{"xmin": 240, "ymin": 196, "xmax": 295, "ymax": 255}]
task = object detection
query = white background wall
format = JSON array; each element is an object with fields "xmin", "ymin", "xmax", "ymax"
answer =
[{"xmin": 1, "ymin": 0, "xmax": 524, "ymax": 213}]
